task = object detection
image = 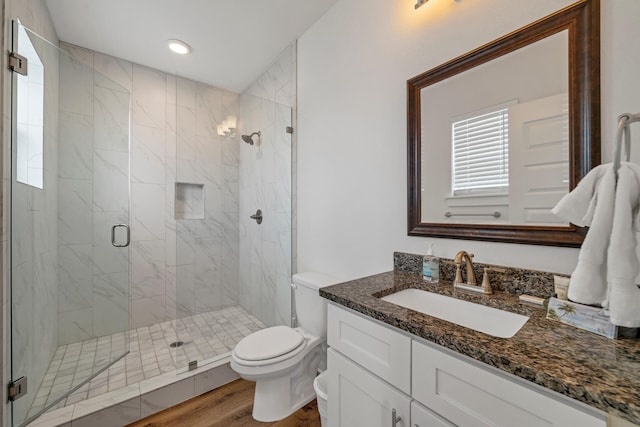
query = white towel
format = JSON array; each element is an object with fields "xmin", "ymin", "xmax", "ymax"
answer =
[
  {"xmin": 551, "ymin": 163, "xmax": 609, "ymax": 227},
  {"xmin": 606, "ymin": 162, "xmax": 640, "ymax": 327},
  {"xmin": 552, "ymin": 164, "xmax": 615, "ymax": 305}
]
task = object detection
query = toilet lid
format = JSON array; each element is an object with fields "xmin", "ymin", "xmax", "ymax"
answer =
[{"xmin": 234, "ymin": 326, "xmax": 304, "ymax": 361}]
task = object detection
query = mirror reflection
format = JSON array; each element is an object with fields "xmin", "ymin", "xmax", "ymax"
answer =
[
  {"xmin": 421, "ymin": 31, "xmax": 569, "ymax": 225},
  {"xmin": 407, "ymin": 0, "xmax": 600, "ymax": 247}
]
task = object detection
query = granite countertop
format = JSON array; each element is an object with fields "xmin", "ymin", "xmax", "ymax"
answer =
[{"xmin": 320, "ymin": 270, "xmax": 640, "ymax": 424}]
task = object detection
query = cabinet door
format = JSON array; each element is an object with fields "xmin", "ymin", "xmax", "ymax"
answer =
[
  {"xmin": 328, "ymin": 348, "xmax": 410, "ymax": 427},
  {"xmin": 411, "ymin": 401, "xmax": 456, "ymax": 427},
  {"xmin": 412, "ymin": 340, "xmax": 605, "ymax": 427},
  {"xmin": 328, "ymin": 303, "xmax": 411, "ymax": 393}
]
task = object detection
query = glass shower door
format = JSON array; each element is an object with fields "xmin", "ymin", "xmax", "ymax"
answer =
[{"xmin": 10, "ymin": 22, "xmax": 131, "ymax": 426}]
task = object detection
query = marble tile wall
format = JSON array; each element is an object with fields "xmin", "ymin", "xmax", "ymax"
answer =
[
  {"xmin": 239, "ymin": 44, "xmax": 295, "ymax": 327},
  {"xmin": 57, "ymin": 43, "xmax": 130, "ymax": 344},
  {"xmin": 244, "ymin": 43, "xmax": 296, "ymax": 108},
  {"xmin": 129, "ymin": 64, "xmax": 171, "ymax": 329},
  {"xmin": 170, "ymin": 77, "xmax": 240, "ymax": 321},
  {"xmin": 60, "ymin": 43, "xmax": 242, "ymax": 334}
]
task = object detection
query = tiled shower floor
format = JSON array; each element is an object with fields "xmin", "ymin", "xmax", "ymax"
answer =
[{"xmin": 27, "ymin": 306, "xmax": 265, "ymax": 420}]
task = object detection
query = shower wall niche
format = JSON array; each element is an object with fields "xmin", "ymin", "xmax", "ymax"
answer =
[{"xmin": 174, "ymin": 183, "xmax": 205, "ymax": 220}]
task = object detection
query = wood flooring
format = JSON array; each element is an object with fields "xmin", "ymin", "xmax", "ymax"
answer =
[{"xmin": 126, "ymin": 379, "xmax": 322, "ymax": 427}]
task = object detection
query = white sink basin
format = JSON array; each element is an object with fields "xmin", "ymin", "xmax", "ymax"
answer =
[{"xmin": 381, "ymin": 288, "xmax": 529, "ymax": 338}]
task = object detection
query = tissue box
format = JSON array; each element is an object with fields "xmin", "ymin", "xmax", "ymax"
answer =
[{"xmin": 546, "ymin": 297, "xmax": 618, "ymax": 339}]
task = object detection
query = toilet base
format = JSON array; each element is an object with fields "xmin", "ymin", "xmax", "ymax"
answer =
[
  {"xmin": 238, "ymin": 337, "xmax": 324, "ymax": 422},
  {"xmin": 252, "ymin": 375, "xmax": 316, "ymax": 422}
]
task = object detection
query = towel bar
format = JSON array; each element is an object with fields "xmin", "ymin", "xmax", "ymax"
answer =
[
  {"xmin": 445, "ymin": 211, "xmax": 501, "ymax": 218},
  {"xmin": 613, "ymin": 112, "xmax": 640, "ymax": 171}
]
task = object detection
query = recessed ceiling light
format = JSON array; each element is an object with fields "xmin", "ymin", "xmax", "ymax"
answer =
[{"xmin": 167, "ymin": 39, "xmax": 191, "ymax": 55}]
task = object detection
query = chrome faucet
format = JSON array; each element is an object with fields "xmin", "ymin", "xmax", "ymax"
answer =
[{"xmin": 454, "ymin": 250, "xmax": 476, "ymax": 286}]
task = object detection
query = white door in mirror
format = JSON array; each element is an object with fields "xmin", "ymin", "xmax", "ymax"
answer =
[{"xmin": 509, "ymin": 92, "xmax": 570, "ymax": 225}]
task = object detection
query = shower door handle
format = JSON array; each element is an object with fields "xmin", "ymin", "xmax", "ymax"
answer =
[{"xmin": 111, "ymin": 224, "xmax": 130, "ymax": 248}]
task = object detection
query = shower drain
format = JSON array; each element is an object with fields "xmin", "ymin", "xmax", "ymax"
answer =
[{"xmin": 169, "ymin": 341, "xmax": 185, "ymax": 348}]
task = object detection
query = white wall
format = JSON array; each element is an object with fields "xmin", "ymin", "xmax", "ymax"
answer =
[
  {"xmin": 601, "ymin": 1, "xmax": 640, "ymax": 165},
  {"xmin": 297, "ymin": 0, "xmax": 640, "ymax": 279}
]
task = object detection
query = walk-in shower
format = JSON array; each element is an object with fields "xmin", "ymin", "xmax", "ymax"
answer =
[{"xmin": 8, "ymin": 21, "xmax": 293, "ymax": 427}]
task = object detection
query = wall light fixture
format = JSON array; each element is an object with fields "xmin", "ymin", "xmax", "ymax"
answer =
[
  {"xmin": 415, "ymin": 0, "xmax": 428, "ymax": 9},
  {"xmin": 217, "ymin": 115, "xmax": 237, "ymax": 138}
]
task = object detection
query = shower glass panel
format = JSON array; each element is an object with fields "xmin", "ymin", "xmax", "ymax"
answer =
[
  {"xmin": 10, "ymin": 22, "xmax": 131, "ymax": 426},
  {"xmin": 237, "ymin": 94, "xmax": 293, "ymax": 329},
  {"xmin": 172, "ymin": 86, "xmax": 292, "ymax": 370}
]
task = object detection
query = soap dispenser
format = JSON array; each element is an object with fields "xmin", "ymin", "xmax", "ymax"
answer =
[{"xmin": 422, "ymin": 242, "xmax": 440, "ymax": 283}]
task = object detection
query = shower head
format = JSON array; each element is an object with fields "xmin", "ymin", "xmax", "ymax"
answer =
[{"xmin": 242, "ymin": 131, "xmax": 261, "ymax": 145}]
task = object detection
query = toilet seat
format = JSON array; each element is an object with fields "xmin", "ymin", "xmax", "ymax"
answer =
[{"xmin": 233, "ymin": 326, "xmax": 306, "ymax": 366}]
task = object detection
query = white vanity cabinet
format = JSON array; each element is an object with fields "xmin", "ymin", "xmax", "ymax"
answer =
[{"xmin": 327, "ymin": 303, "xmax": 606, "ymax": 427}]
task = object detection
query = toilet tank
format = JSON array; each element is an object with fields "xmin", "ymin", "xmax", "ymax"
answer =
[{"xmin": 292, "ymin": 272, "xmax": 340, "ymax": 337}]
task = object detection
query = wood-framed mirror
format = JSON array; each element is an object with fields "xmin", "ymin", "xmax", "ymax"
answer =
[{"xmin": 407, "ymin": 0, "xmax": 600, "ymax": 247}]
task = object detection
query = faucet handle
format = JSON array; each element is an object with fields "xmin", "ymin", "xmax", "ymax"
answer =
[
  {"xmin": 481, "ymin": 267, "xmax": 507, "ymax": 295},
  {"xmin": 481, "ymin": 268, "xmax": 493, "ymax": 294},
  {"xmin": 455, "ymin": 263, "xmax": 464, "ymax": 284}
]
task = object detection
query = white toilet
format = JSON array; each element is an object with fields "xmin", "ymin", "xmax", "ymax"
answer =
[{"xmin": 230, "ymin": 272, "xmax": 339, "ymax": 422}]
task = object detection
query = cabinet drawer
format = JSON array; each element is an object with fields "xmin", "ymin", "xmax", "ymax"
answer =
[
  {"xmin": 411, "ymin": 401, "xmax": 455, "ymax": 427},
  {"xmin": 328, "ymin": 304, "xmax": 411, "ymax": 394},
  {"xmin": 412, "ymin": 340, "xmax": 605, "ymax": 427}
]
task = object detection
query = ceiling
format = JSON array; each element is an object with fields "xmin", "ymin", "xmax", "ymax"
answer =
[{"xmin": 43, "ymin": 0, "xmax": 338, "ymax": 93}]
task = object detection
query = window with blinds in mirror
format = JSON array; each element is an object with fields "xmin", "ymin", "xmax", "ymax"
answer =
[{"xmin": 451, "ymin": 103, "xmax": 512, "ymax": 197}]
